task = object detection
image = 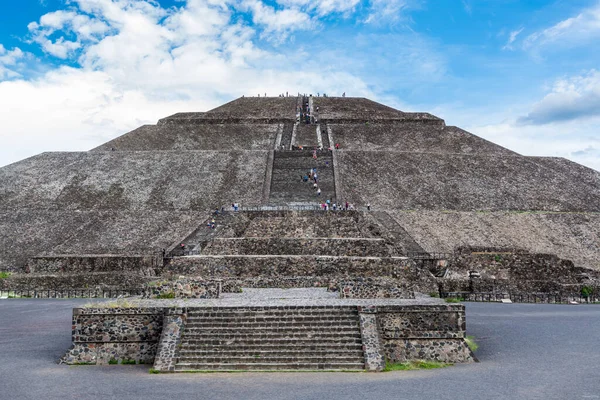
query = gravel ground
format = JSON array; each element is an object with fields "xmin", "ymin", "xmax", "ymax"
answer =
[{"xmin": 1, "ymin": 299, "xmax": 599, "ymax": 400}]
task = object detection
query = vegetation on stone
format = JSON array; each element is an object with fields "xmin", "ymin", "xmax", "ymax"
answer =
[
  {"xmin": 383, "ymin": 360, "xmax": 452, "ymax": 372},
  {"xmin": 466, "ymin": 336, "xmax": 479, "ymax": 352}
]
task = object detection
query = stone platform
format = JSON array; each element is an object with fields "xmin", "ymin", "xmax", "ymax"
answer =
[{"xmin": 63, "ymin": 289, "xmax": 475, "ymax": 372}]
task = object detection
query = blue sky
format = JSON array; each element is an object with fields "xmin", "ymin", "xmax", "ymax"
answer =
[{"xmin": 0, "ymin": 0, "xmax": 599, "ymax": 170}]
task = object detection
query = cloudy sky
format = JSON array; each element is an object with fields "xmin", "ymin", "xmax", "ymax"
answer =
[{"xmin": 0, "ymin": 0, "xmax": 599, "ymax": 170}]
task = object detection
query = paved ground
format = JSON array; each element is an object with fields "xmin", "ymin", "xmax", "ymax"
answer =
[
  {"xmin": 94, "ymin": 287, "xmax": 442, "ymax": 307},
  {"xmin": 1, "ymin": 299, "xmax": 599, "ymax": 400}
]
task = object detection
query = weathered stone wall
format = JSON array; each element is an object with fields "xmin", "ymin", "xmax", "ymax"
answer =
[
  {"xmin": 390, "ymin": 210, "xmax": 600, "ymax": 271},
  {"xmin": 94, "ymin": 124, "xmax": 280, "ymax": 152},
  {"xmin": 438, "ymin": 247, "xmax": 600, "ymax": 297},
  {"xmin": 202, "ymin": 238, "xmax": 396, "ymax": 257},
  {"xmin": 358, "ymin": 306, "xmax": 386, "ymax": 372},
  {"xmin": 64, "ymin": 303, "xmax": 474, "ymax": 368},
  {"xmin": 28, "ymin": 255, "xmax": 160, "ymax": 274},
  {"xmin": 339, "ymin": 278, "xmax": 414, "ymax": 299},
  {"xmin": 0, "ymin": 272, "xmax": 154, "ymax": 290},
  {"xmin": 0, "ymin": 151, "xmax": 268, "ymax": 212},
  {"xmin": 338, "ymin": 151, "xmax": 600, "ymax": 212},
  {"xmin": 63, "ymin": 308, "xmax": 164, "ymax": 365},
  {"xmin": 231, "ymin": 210, "xmax": 379, "ymax": 238},
  {"xmin": 153, "ymin": 308, "xmax": 187, "ymax": 372},
  {"xmin": 328, "ymin": 123, "xmax": 515, "ymax": 155},
  {"xmin": 143, "ymin": 278, "xmax": 221, "ymax": 299},
  {"xmin": 376, "ymin": 304, "xmax": 474, "ymax": 364},
  {"xmin": 167, "ymin": 255, "xmax": 418, "ymax": 279}
]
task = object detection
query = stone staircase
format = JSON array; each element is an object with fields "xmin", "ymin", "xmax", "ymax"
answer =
[
  {"xmin": 174, "ymin": 306, "xmax": 365, "ymax": 371},
  {"xmin": 169, "ymin": 212, "xmax": 237, "ymax": 255},
  {"xmin": 294, "ymin": 123, "xmax": 318, "ymax": 147},
  {"xmin": 280, "ymin": 123, "xmax": 294, "ymax": 150},
  {"xmin": 269, "ymin": 151, "xmax": 335, "ymax": 205}
]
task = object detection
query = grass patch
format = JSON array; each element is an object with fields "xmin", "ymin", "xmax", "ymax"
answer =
[
  {"xmin": 108, "ymin": 358, "xmax": 118, "ymax": 365},
  {"xmin": 0, "ymin": 271, "xmax": 11, "ymax": 279},
  {"xmin": 445, "ymin": 297, "xmax": 464, "ymax": 303},
  {"xmin": 428, "ymin": 292, "xmax": 440, "ymax": 298},
  {"xmin": 465, "ymin": 336, "xmax": 479, "ymax": 352},
  {"xmin": 383, "ymin": 360, "xmax": 452, "ymax": 372},
  {"xmin": 121, "ymin": 359, "xmax": 137, "ymax": 365},
  {"xmin": 72, "ymin": 362, "xmax": 95, "ymax": 365},
  {"xmin": 149, "ymin": 368, "xmax": 161, "ymax": 374},
  {"xmin": 155, "ymin": 292, "xmax": 176, "ymax": 299}
]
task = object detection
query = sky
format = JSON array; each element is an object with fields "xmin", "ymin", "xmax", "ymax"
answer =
[{"xmin": 0, "ymin": 0, "xmax": 599, "ymax": 171}]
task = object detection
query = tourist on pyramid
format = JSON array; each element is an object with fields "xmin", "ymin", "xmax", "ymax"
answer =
[{"xmin": 317, "ymin": 188, "xmax": 321, "ymax": 196}]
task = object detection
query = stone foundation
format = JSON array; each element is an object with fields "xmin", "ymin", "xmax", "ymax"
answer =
[
  {"xmin": 339, "ymin": 278, "xmax": 414, "ymax": 299},
  {"xmin": 62, "ymin": 308, "xmax": 164, "ymax": 365},
  {"xmin": 143, "ymin": 278, "xmax": 221, "ymax": 299},
  {"xmin": 63, "ymin": 301, "xmax": 475, "ymax": 369}
]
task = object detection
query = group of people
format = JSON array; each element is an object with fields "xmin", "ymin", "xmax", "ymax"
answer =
[
  {"xmin": 301, "ymin": 167, "xmax": 322, "ymax": 196},
  {"xmin": 320, "ymin": 200, "xmax": 355, "ymax": 211}
]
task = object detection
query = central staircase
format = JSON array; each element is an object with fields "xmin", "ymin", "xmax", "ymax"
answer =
[
  {"xmin": 269, "ymin": 151, "xmax": 335, "ymax": 205},
  {"xmin": 174, "ymin": 306, "xmax": 365, "ymax": 371}
]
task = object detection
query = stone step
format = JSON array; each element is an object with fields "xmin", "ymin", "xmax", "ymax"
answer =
[
  {"xmin": 184, "ymin": 326, "xmax": 360, "ymax": 334},
  {"xmin": 181, "ymin": 332, "xmax": 363, "ymax": 340},
  {"xmin": 181, "ymin": 344, "xmax": 364, "ymax": 353},
  {"xmin": 174, "ymin": 362, "xmax": 365, "ymax": 371},
  {"xmin": 187, "ymin": 309, "xmax": 359, "ymax": 318},
  {"xmin": 181, "ymin": 337, "xmax": 363, "ymax": 346},
  {"xmin": 179, "ymin": 346, "xmax": 364, "ymax": 356},
  {"xmin": 177, "ymin": 355, "xmax": 364, "ymax": 364},
  {"xmin": 274, "ymin": 150, "xmax": 332, "ymax": 158},
  {"xmin": 185, "ymin": 319, "xmax": 359, "ymax": 327}
]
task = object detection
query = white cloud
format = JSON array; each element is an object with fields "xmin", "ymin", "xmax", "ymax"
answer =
[
  {"xmin": 240, "ymin": 0, "xmax": 313, "ymax": 38},
  {"xmin": 365, "ymin": 0, "xmax": 417, "ymax": 24},
  {"xmin": 518, "ymin": 70, "xmax": 600, "ymax": 125},
  {"xmin": 471, "ymin": 120, "xmax": 600, "ymax": 172},
  {"xmin": 524, "ymin": 3, "xmax": 600, "ymax": 49},
  {"xmin": 0, "ymin": 45, "xmax": 25, "ymax": 79},
  {"xmin": 0, "ymin": 0, "xmax": 375, "ymax": 167},
  {"xmin": 275, "ymin": 0, "xmax": 360, "ymax": 16},
  {"xmin": 502, "ymin": 27, "xmax": 524, "ymax": 50}
]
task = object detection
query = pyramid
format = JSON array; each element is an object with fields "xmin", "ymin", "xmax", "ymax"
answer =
[{"xmin": 1, "ymin": 94, "xmax": 599, "ymax": 285}]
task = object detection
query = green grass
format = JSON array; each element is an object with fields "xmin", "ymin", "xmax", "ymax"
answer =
[
  {"xmin": 108, "ymin": 358, "xmax": 118, "ymax": 365},
  {"xmin": 121, "ymin": 359, "xmax": 137, "ymax": 365},
  {"xmin": 155, "ymin": 292, "xmax": 176, "ymax": 299},
  {"xmin": 0, "ymin": 271, "xmax": 11, "ymax": 279},
  {"xmin": 445, "ymin": 297, "xmax": 464, "ymax": 303},
  {"xmin": 465, "ymin": 336, "xmax": 479, "ymax": 352},
  {"xmin": 383, "ymin": 360, "xmax": 452, "ymax": 372},
  {"xmin": 428, "ymin": 292, "xmax": 440, "ymax": 298},
  {"xmin": 149, "ymin": 368, "xmax": 161, "ymax": 374}
]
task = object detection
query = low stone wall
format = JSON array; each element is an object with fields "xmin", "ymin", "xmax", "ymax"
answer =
[
  {"xmin": 167, "ymin": 256, "xmax": 437, "ymax": 293},
  {"xmin": 201, "ymin": 238, "xmax": 395, "ymax": 257},
  {"xmin": 374, "ymin": 304, "xmax": 474, "ymax": 364},
  {"xmin": 438, "ymin": 247, "xmax": 600, "ymax": 300},
  {"xmin": 143, "ymin": 278, "xmax": 221, "ymax": 299},
  {"xmin": 28, "ymin": 255, "xmax": 161, "ymax": 274},
  {"xmin": 62, "ymin": 308, "xmax": 164, "ymax": 365},
  {"xmin": 168, "ymin": 255, "xmax": 416, "ymax": 279},
  {"xmin": 0, "ymin": 272, "xmax": 155, "ymax": 290},
  {"xmin": 339, "ymin": 278, "xmax": 414, "ymax": 299}
]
